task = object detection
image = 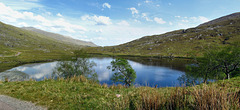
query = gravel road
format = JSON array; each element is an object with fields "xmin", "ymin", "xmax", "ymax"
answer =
[{"xmin": 0, "ymin": 95, "xmax": 47, "ymax": 110}]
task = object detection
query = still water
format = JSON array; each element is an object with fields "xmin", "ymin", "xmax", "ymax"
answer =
[{"xmin": 0, "ymin": 57, "xmax": 192, "ymax": 87}]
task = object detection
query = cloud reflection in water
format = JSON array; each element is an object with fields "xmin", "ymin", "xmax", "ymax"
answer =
[{"xmin": 2, "ymin": 57, "xmax": 186, "ymax": 87}]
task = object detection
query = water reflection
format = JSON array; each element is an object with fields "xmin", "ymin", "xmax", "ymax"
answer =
[
  {"xmin": 0, "ymin": 57, "xmax": 189, "ymax": 87},
  {"xmin": 10, "ymin": 62, "xmax": 57, "ymax": 80},
  {"xmin": 53, "ymin": 58, "xmax": 98, "ymax": 81},
  {"xmin": 0, "ymin": 71, "xmax": 29, "ymax": 81}
]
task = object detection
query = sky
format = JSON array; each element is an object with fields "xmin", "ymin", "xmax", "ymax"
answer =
[{"xmin": 0, "ymin": 0, "xmax": 240, "ymax": 46}]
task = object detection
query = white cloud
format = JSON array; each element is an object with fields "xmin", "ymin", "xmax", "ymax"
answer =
[
  {"xmin": 95, "ymin": 29, "xmax": 103, "ymax": 33},
  {"xmin": 169, "ymin": 22, "xmax": 173, "ymax": 25},
  {"xmin": 57, "ymin": 13, "xmax": 63, "ymax": 17},
  {"xmin": 46, "ymin": 12, "xmax": 52, "ymax": 15},
  {"xmin": 142, "ymin": 13, "xmax": 152, "ymax": 21},
  {"xmin": 175, "ymin": 15, "xmax": 209, "ymax": 24},
  {"xmin": 117, "ymin": 20, "xmax": 130, "ymax": 26},
  {"xmin": 52, "ymin": 18, "xmax": 87, "ymax": 32},
  {"xmin": 174, "ymin": 16, "xmax": 210, "ymax": 29},
  {"xmin": 154, "ymin": 17, "xmax": 166, "ymax": 24},
  {"xmin": 181, "ymin": 19, "xmax": 189, "ymax": 23},
  {"xmin": 198, "ymin": 16, "xmax": 209, "ymax": 23},
  {"xmin": 181, "ymin": 16, "xmax": 209, "ymax": 24},
  {"xmin": 0, "ymin": 3, "xmax": 87, "ymax": 34},
  {"xmin": 144, "ymin": 0, "xmax": 152, "ymax": 3},
  {"xmin": 138, "ymin": 3, "xmax": 141, "ymax": 6},
  {"xmin": 18, "ymin": 22, "xmax": 29, "ymax": 27},
  {"xmin": 134, "ymin": 19, "xmax": 141, "ymax": 23},
  {"xmin": 93, "ymin": 16, "xmax": 112, "ymax": 25},
  {"xmin": 91, "ymin": 25, "xmax": 169, "ymax": 46},
  {"xmin": 102, "ymin": 3, "xmax": 111, "ymax": 9},
  {"xmin": 81, "ymin": 15, "xmax": 112, "ymax": 25},
  {"xmin": 128, "ymin": 7, "xmax": 138, "ymax": 15},
  {"xmin": 81, "ymin": 15, "xmax": 90, "ymax": 21},
  {"xmin": 0, "ymin": 0, "xmax": 43, "ymax": 10},
  {"xmin": 175, "ymin": 16, "xmax": 181, "ymax": 18},
  {"xmin": 0, "ymin": 3, "xmax": 24, "ymax": 22}
]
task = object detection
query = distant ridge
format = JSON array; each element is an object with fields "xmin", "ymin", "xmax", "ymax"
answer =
[
  {"xmin": 22, "ymin": 27, "xmax": 97, "ymax": 47},
  {"xmin": 198, "ymin": 12, "xmax": 240, "ymax": 27}
]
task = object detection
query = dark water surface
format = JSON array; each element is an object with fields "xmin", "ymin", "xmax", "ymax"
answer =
[{"xmin": 0, "ymin": 57, "xmax": 192, "ymax": 87}]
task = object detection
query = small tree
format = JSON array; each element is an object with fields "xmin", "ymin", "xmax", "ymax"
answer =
[
  {"xmin": 53, "ymin": 58, "xmax": 98, "ymax": 81},
  {"xmin": 186, "ymin": 50, "xmax": 219, "ymax": 83},
  {"xmin": 187, "ymin": 45, "xmax": 240, "ymax": 81},
  {"xmin": 214, "ymin": 46, "xmax": 240, "ymax": 79},
  {"xmin": 107, "ymin": 58, "xmax": 136, "ymax": 87}
]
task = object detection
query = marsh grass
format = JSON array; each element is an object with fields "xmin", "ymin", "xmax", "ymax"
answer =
[{"xmin": 0, "ymin": 76, "xmax": 239, "ymax": 110}]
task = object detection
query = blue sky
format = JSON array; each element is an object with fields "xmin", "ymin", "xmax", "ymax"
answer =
[{"xmin": 0, "ymin": 0, "xmax": 240, "ymax": 46}]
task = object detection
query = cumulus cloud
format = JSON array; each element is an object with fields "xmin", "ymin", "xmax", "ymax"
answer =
[
  {"xmin": 117, "ymin": 20, "xmax": 130, "ymax": 26},
  {"xmin": 154, "ymin": 17, "xmax": 166, "ymax": 24},
  {"xmin": 144, "ymin": 0, "xmax": 152, "ymax": 3},
  {"xmin": 0, "ymin": 3, "xmax": 86, "ymax": 33},
  {"xmin": 57, "ymin": 13, "xmax": 63, "ymax": 17},
  {"xmin": 190, "ymin": 16, "xmax": 209, "ymax": 23},
  {"xmin": 81, "ymin": 15, "xmax": 112, "ymax": 25},
  {"xmin": 102, "ymin": 3, "xmax": 111, "ymax": 9},
  {"xmin": 142, "ymin": 13, "xmax": 152, "ymax": 21},
  {"xmin": 176, "ymin": 15, "xmax": 209, "ymax": 25},
  {"xmin": 0, "ymin": 3, "xmax": 24, "ymax": 22},
  {"xmin": 174, "ymin": 15, "xmax": 210, "ymax": 28},
  {"xmin": 175, "ymin": 16, "xmax": 181, "ymax": 18},
  {"xmin": 128, "ymin": 7, "xmax": 138, "ymax": 15}
]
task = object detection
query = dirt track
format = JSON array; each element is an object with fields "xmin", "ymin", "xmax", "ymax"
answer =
[{"xmin": 0, "ymin": 95, "xmax": 46, "ymax": 110}]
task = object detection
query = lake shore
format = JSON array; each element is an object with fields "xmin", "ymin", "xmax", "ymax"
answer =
[{"xmin": 0, "ymin": 76, "xmax": 239, "ymax": 109}]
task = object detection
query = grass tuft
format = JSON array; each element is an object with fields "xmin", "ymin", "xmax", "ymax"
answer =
[{"xmin": 0, "ymin": 76, "xmax": 239, "ymax": 109}]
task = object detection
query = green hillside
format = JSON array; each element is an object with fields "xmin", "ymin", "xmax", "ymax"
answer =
[
  {"xmin": 22, "ymin": 27, "xmax": 97, "ymax": 47},
  {"xmin": 86, "ymin": 12, "xmax": 240, "ymax": 57},
  {"xmin": 0, "ymin": 21, "xmax": 81, "ymax": 71}
]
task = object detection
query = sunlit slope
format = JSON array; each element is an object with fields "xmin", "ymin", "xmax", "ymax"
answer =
[
  {"xmin": 0, "ymin": 21, "xmax": 85, "ymax": 71},
  {"xmin": 86, "ymin": 12, "xmax": 240, "ymax": 57},
  {"xmin": 0, "ymin": 21, "xmax": 82, "ymax": 56},
  {"xmin": 22, "ymin": 27, "xmax": 97, "ymax": 47}
]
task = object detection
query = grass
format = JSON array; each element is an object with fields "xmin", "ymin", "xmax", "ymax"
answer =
[
  {"xmin": 0, "ymin": 21, "xmax": 82, "ymax": 72},
  {"xmin": 1, "ymin": 14, "xmax": 240, "ymax": 109},
  {"xmin": 85, "ymin": 15, "xmax": 240, "ymax": 58},
  {"xmin": 0, "ymin": 76, "xmax": 239, "ymax": 109}
]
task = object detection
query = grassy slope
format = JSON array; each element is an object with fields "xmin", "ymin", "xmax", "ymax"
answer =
[
  {"xmin": 0, "ymin": 76, "xmax": 239, "ymax": 109},
  {"xmin": 0, "ymin": 21, "xmax": 81, "ymax": 72},
  {"xmin": 22, "ymin": 27, "xmax": 97, "ymax": 47},
  {"xmin": 86, "ymin": 13, "xmax": 240, "ymax": 57}
]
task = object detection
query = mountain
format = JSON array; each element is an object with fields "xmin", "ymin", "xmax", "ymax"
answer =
[
  {"xmin": 22, "ymin": 27, "xmax": 97, "ymax": 47},
  {"xmin": 86, "ymin": 12, "xmax": 240, "ymax": 57},
  {"xmin": 0, "ymin": 21, "xmax": 82, "ymax": 54},
  {"xmin": 0, "ymin": 21, "xmax": 85, "ymax": 71},
  {"xmin": 199, "ymin": 12, "xmax": 240, "ymax": 27}
]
